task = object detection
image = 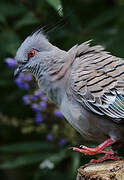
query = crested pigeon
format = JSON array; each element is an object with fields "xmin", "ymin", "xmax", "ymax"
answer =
[{"xmin": 14, "ymin": 28, "xmax": 124, "ymax": 163}]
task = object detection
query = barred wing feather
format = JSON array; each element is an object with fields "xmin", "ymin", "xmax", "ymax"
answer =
[{"xmin": 70, "ymin": 40, "xmax": 124, "ymax": 122}]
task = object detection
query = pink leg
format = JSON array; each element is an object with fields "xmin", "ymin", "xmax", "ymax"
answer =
[
  {"xmin": 90, "ymin": 154, "xmax": 120, "ymax": 163},
  {"xmin": 73, "ymin": 138, "xmax": 115, "ymax": 156}
]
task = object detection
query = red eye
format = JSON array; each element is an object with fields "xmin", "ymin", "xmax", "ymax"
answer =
[{"xmin": 28, "ymin": 49, "xmax": 38, "ymax": 59}]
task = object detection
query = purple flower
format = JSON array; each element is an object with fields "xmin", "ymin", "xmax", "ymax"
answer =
[
  {"xmin": 22, "ymin": 83, "xmax": 30, "ymax": 90},
  {"xmin": 15, "ymin": 79, "xmax": 29, "ymax": 90},
  {"xmin": 22, "ymin": 95, "xmax": 30, "ymax": 105},
  {"xmin": 5, "ymin": 58, "xmax": 17, "ymax": 68},
  {"xmin": 18, "ymin": 72, "xmax": 25, "ymax": 78},
  {"xmin": 47, "ymin": 134, "xmax": 54, "ymax": 141},
  {"xmin": 60, "ymin": 138, "xmax": 66, "ymax": 146},
  {"xmin": 29, "ymin": 95, "xmax": 38, "ymax": 101},
  {"xmin": 15, "ymin": 73, "xmax": 24, "ymax": 86},
  {"xmin": 35, "ymin": 112, "xmax": 43, "ymax": 124},
  {"xmin": 23, "ymin": 74, "xmax": 32, "ymax": 81},
  {"xmin": 35, "ymin": 90, "xmax": 43, "ymax": 97},
  {"xmin": 54, "ymin": 109, "xmax": 64, "ymax": 118},
  {"xmin": 15, "ymin": 77, "xmax": 21, "ymax": 87},
  {"xmin": 40, "ymin": 102, "xmax": 47, "ymax": 111},
  {"xmin": 15, "ymin": 77, "xmax": 23, "ymax": 88},
  {"xmin": 15, "ymin": 73, "xmax": 30, "ymax": 90},
  {"xmin": 42, "ymin": 96, "xmax": 48, "ymax": 102},
  {"xmin": 31, "ymin": 103, "xmax": 40, "ymax": 112}
]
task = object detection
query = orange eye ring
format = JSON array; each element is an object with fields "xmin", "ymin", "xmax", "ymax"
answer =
[{"xmin": 28, "ymin": 49, "xmax": 38, "ymax": 59}]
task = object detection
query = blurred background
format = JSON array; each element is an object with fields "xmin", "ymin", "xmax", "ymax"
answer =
[{"xmin": 1, "ymin": 0, "xmax": 124, "ymax": 179}]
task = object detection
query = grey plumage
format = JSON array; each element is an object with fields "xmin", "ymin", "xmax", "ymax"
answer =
[{"xmin": 15, "ymin": 29, "xmax": 124, "ymax": 150}]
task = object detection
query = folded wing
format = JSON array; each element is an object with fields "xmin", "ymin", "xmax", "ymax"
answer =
[{"xmin": 70, "ymin": 40, "xmax": 124, "ymax": 123}]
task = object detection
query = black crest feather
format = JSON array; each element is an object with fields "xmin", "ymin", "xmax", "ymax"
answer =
[{"xmin": 30, "ymin": 15, "xmax": 69, "ymax": 37}]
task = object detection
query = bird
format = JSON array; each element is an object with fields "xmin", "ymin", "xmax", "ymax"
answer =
[{"xmin": 14, "ymin": 28, "xmax": 124, "ymax": 163}]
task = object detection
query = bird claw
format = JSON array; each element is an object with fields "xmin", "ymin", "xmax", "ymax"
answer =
[
  {"xmin": 73, "ymin": 138, "xmax": 115, "ymax": 156},
  {"xmin": 79, "ymin": 145, "xmax": 84, "ymax": 148},
  {"xmin": 72, "ymin": 138, "xmax": 121, "ymax": 163},
  {"xmin": 68, "ymin": 146, "xmax": 74, "ymax": 150},
  {"xmin": 90, "ymin": 154, "xmax": 120, "ymax": 163},
  {"xmin": 73, "ymin": 146, "xmax": 113, "ymax": 155}
]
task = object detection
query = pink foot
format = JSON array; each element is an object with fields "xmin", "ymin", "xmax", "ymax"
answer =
[
  {"xmin": 73, "ymin": 138, "xmax": 115, "ymax": 156},
  {"xmin": 90, "ymin": 154, "xmax": 120, "ymax": 163}
]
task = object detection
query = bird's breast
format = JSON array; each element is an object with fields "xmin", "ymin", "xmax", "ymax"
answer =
[
  {"xmin": 60, "ymin": 93, "xmax": 93, "ymax": 138},
  {"xmin": 59, "ymin": 93, "xmax": 118, "ymax": 142}
]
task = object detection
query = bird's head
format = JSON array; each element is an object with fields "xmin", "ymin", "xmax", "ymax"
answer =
[{"xmin": 14, "ymin": 28, "xmax": 53, "ymax": 77}]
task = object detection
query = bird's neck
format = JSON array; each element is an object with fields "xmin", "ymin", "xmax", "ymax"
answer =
[
  {"xmin": 37, "ymin": 75, "xmax": 66, "ymax": 106},
  {"xmin": 33, "ymin": 47, "xmax": 67, "ymax": 106},
  {"xmin": 34, "ymin": 45, "xmax": 78, "ymax": 106}
]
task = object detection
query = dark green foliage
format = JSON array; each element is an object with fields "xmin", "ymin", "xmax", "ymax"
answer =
[{"xmin": 1, "ymin": 0, "xmax": 124, "ymax": 179}]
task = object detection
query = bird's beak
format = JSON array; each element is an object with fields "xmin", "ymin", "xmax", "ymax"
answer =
[{"xmin": 14, "ymin": 65, "xmax": 24, "ymax": 77}]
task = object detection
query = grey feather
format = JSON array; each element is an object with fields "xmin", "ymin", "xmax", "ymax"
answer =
[{"xmin": 15, "ymin": 29, "xmax": 124, "ymax": 143}]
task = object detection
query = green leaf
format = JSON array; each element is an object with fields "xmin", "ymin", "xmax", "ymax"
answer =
[
  {"xmin": 15, "ymin": 12, "xmax": 40, "ymax": 29},
  {"xmin": 0, "ymin": 150, "xmax": 67, "ymax": 169},
  {"xmin": 33, "ymin": 169, "xmax": 73, "ymax": 180},
  {"xmin": 39, "ymin": 149, "xmax": 67, "ymax": 169},
  {"xmin": 48, "ymin": 149, "xmax": 67, "ymax": 164},
  {"xmin": 0, "ymin": 2, "xmax": 26, "ymax": 17},
  {"xmin": 0, "ymin": 153, "xmax": 50, "ymax": 169},
  {"xmin": 71, "ymin": 152, "xmax": 80, "ymax": 174},
  {"xmin": 46, "ymin": 0, "xmax": 63, "ymax": 16},
  {"xmin": 0, "ymin": 14, "xmax": 6, "ymax": 24},
  {"xmin": 85, "ymin": 6, "xmax": 124, "ymax": 30},
  {"xmin": 0, "ymin": 30, "xmax": 21, "ymax": 56},
  {"xmin": 0, "ymin": 141, "xmax": 55, "ymax": 152}
]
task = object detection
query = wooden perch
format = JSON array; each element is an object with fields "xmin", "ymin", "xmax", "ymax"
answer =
[{"xmin": 76, "ymin": 160, "xmax": 124, "ymax": 180}]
